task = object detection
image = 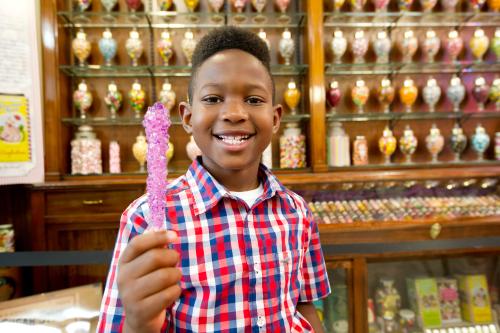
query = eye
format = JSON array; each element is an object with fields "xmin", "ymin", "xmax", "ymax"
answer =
[
  {"xmin": 246, "ymin": 96, "xmax": 265, "ymax": 105},
  {"xmin": 202, "ymin": 95, "xmax": 223, "ymax": 104}
]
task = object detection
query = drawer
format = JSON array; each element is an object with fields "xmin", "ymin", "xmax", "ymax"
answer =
[{"xmin": 45, "ymin": 188, "xmax": 144, "ymax": 217}]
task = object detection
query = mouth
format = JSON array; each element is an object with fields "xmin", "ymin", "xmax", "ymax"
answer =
[{"xmin": 213, "ymin": 133, "xmax": 255, "ymax": 146}]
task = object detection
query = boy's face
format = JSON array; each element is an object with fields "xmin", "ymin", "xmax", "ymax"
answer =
[{"xmin": 179, "ymin": 49, "xmax": 281, "ymax": 177}]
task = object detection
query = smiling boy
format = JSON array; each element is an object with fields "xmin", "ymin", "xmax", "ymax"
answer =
[{"xmin": 98, "ymin": 26, "xmax": 330, "ymax": 333}]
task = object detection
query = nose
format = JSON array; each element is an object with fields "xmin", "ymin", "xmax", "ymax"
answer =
[{"xmin": 221, "ymin": 98, "xmax": 248, "ymax": 123}]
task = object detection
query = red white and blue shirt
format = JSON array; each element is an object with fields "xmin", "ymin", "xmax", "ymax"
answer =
[{"xmin": 98, "ymin": 158, "xmax": 330, "ymax": 332}]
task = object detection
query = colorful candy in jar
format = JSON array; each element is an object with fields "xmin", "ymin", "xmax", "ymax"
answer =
[
  {"xmin": 491, "ymin": 28, "xmax": 500, "ymax": 61},
  {"xmin": 398, "ymin": 0, "xmax": 414, "ymax": 11},
  {"xmin": 441, "ymin": 0, "xmax": 459, "ymax": 11},
  {"xmin": 489, "ymin": 77, "xmax": 500, "ymax": 110},
  {"xmin": 377, "ymin": 78, "xmax": 395, "ymax": 113},
  {"xmin": 279, "ymin": 29, "xmax": 295, "ymax": 65},
  {"xmin": 331, "ymin": 30, "xmax": 347, "ymax": 64},
  {"xmin": 446, "ymin": 75, "xmax": 466, "ymax": 112},
  {"xmin": 450, "ymin": 123, "xmax": 467, "ymax": 161},
  {"xmin": 126, "ymin": 0, "xmax": 143, "ymax": 11},
  {"xmin": 399, "ymin": 78, "xmax": 418, "ymax": 113},
  {"xmin": 422, "ymin": 29, "xmax": 440, "ymax": 63},
  {"xmin": 101, "ymin": 0, "xmax": 118, "ymax": 12},
  {"xmin": 275, "ymin": 0, "xmax": 291, "ymax": 13},
  {"xmin": 425, "ymin": 124, "xmax": 444, "ymax": 163},
  {"xmin": 423, "ymin": 77, "xmax": 441, "ymax": 113},
  {"xmin": 400, "ymin": 30, "xmax": 418, "ymax": 63},
  {"xmin": 373, "ymin": 30, "xmax": 391, "ymax": 64},
  {"xmin": 181, "ymin": 30, "xmax": 197, "ymax": 66},
  {"xmin": 159, "ymin": 80, "xmax": 176, "ymax": 111},
  {"xmin": 471, "ymin": 124, "xmax": 490, "ymax": 160},
  {"xmin": 73, "ymin": 80, "xmax": 93, "ymax": 120},
  {"xmin": 157, "ymin": 30, "xmax": 174, "ymax": 66},
  {"xmin": 352, "ymin": 30, "xmax": 369, "ymax": 64},
  {"xmin": 373, "ymin": 0, "xmax": 390, "ymax": 11},
  {"xmin": 470, "ymin": 28, "xmax": 489, "ymax": 62},
  {"xmin": 469, "ymin": 0, "xmax": 486, "ymax": 12},
  {"xmin": 104, "ymin": 81, "xmax": 123, "ymax": 119},
  {"xmin": 399, "ymin": 125, "xmax": 418, "ymax": 163},
  {"xmin": 378, "ymin": 126, "xmax": 397, "ymax": 164},
  {"xmin": 75, "ymin": 0, "xmax": 92, "ymax": 12},
  {"xmin": 326, "ymin": 80, "xmax": 342, "ymax": 114},
  {"xmin": 353, "ymin": 135, "xmax": 369, "ymax": 165},
  {"xmin": 472, "ymin": 76, "xmax": 490, "ymax": 112},
  {"xmin": 125, "ymin": 28, "xmax": 144, "ymax": 66},
  {"xmin": 487, "ymin": 0, "xmax": 500, "ymax": 11},
  {"xmin": 129, "ymin": 81, "xmax": 146, "ymax": 119},
  {"xmin": 98, "ymin": 28, "xmax": 117, "ymax": 66},
  {"xmin": 445, "ymin": 30, "xmax": 463, "ymax": 62},
  {"xmin": 280, "ymin": 122, "xmax": 306, "ymax": 168},
  {"xmin": 420, "ymin": 0, "xmax": 438, "ymax": 11},
  {"xmin": 185, "ymin": 0, "xmax": 200, "ymax": 12},
  {"xmin": 351, "ymin": 79, "xmax": 370, "ymax": 113},
  {"xmin": 71, "ymin": 125, "xmax": 103, "ymax": 175},
  {"xmin": 158, "ymin": 0, "xmax": 173, "ymax": 10},
  {"xmin": 252, "ymin": 0, "xmax": 267, "ymax": 13},
  {"xmin": 284, "ymin": 80, "xmax": 301, "ymax": 115},
  {"xmin": 231, "ymin": 0, "xmax": 247, "ymax": 12},
  {"xmin": 72, "ymin": 29, "xmax": 91, "ymax": 66}
]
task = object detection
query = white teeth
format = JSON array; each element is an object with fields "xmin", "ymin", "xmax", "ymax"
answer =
[{"xmin": 217, "ymin": 135, "xmax": 250, "ymax": 145}]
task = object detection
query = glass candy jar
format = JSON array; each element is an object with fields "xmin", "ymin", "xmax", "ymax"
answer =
[
  {"xmin": 400, "ymin": 30, "xmax": 418, "ymax": 63},
  {"xmin": 132, "ymin": 131, "xmax": 147, "ymax": 172},
  {"xmin": 399, "ymin": 78, "xmax": 418, "ymax": 113},
  {"xmin": 469, "ymin": 0, "xmax": 486, "ymax": 12},
  {"xmin": 182, "ymin": 30, "xmax": 197, "ymax": 66},
  {"xmin": 350, "ymin": 0, "xmax": 367, "ymax": 11},
  {"xmin": 376, "ymin": 78, "xmax": 395, "ymax": 113},
  {"xmin": 378, "ymin": 126, "xmax": 397, "ymax": 164},
  {"xmin": 327, "ymin": 122, "xmax": 350, "ymax": 167},
  {"xmin": 351, "ymin": 79, "xmax": 370, "ymax": 113},
  {"xmin": 422, "ymin": 29, "xmax": 440, "ymax": 63},
  {"xmin": 373, "ymin": 30, "xmax": 391, "ymax": 64},
  {"xmin": 109, "ymin": 140, "xmax": 121, "ymax": 174},
  {"xmin": 399, "ymin": 125, "xmax": 418, "ymax": 163},
  {"xmin": 398, "ymin": 0, "xmax": 414, "ymax": 11},
  {"xmin": 101, "ymin": 0, "xmax": 118, "ymax": 12},
  {"xmin": 275, "ymin": 0, "xmax": 291, "ymax": 14},
  {"xmin": 471, "ymin": 124, "xmax": 490, "ymax": 160},
  {"xmin": 98, "ymin": 28, "xmax": 117, "ymax": 66},
  {"xmin": 158, "ymin": 0, "xmax": 173, "ymax": 10},
  {"xmin": 333, "ymin": 0, "xmax": 346, "ymax": 11},
  {"xmin": 470, "ymin": 28, "xmax": 489, "ymax": 62},
  {"xmin": 159, "ymin": 80, "xmax": 176, "ymax": 111},
  {"xmin": 125, "ymin": 28, "xmax": 144, "ymax": 66},
  {"xmin": 353, "ymin": 135, "xmax": 369, "ymax": 165},
  {"xmin": 420, "ymin": 0, "xmax": 438, "ymax": 11},
  {"xmin": 491, "ymin": 28, "xmax": 500, "ymax": 61},
  {"xmin": 71, "ymin": 125, "xmax": 103, "ymax": 175},
  {"xmin": 258, "ymin": 29, "xmax": 271, "ymax": 51},
  {"xmin": 185, "ymin": 0, "xmax": 200, "ymax": 12},
  {"xmin": 104, "ymin": 81, "xmax": 122, "ymax": 119},
  {"xmin": 252, "ymin": 0, "xmax": 267, "ymax": 14},
  {"xmin": 280, "ymin": 122, "xmax": 306, "ymax": 168},
  {"xmin": 352, "ymin": 30, "xmax": 369, "ymax": 64},
  {"xmin": 279, "ymin": 29, "xmax": 295, "ymax": 65},
  {"xmin": 375, "ymin": 278, "xmax": 402, "ymax": 317},
  {"xmin": 126, "ymin": 0, "xmax": 143, "ymax": 11},
  {"xmin": 284, "ymin": 80, "xmax": 301, "ymax": 115},
  {"xmin": 72, "ymin": 29, "xmax": 91, "ymax": 66},
  {"xmin": 472, "ymin": 76, "xmax": 490, "ymax": 111},
  {"xmin": 423, "ymin": 77, "xmax": 441, "ymax": 113},
  {"xmin": 129, "ymin": 81, "xmax": 146, "ymax": 119},
  {"xmin": 441, "ymin": 0, "xmax": 459, "ymax": 11},
  {"xmin": 445, "ymin": 30, "xmax": 463, "ymax": 62},
  {"xmin": 73, "ymin": 80, "xmax": 93, "ymax": 119},
  {"xmin": 75, "ymin": 0, "xmax": 92, "ymax": 11},
  {"xmin": 426, "ymin": 124, "xmax": 444, "ymax": 163},
  {"xmin": 157, "ymin": 30, "xmax": 174, "ymax": 66},
  {"xmin": 373, "ymin": 0, "xmax": 390, "ymax": 11},
  {"xmin": 326, "ymin": 80, "xmax": 341, "ymax": 114},
  {"xmin": 446, "ymin": 75, "xmax": 466, "ymax": 112},
  {"xmin": 450, "ymin": 123, "xmax": 467, "ymax": 161},
  {"xmin": 331, "ymin": 30, "xmax": 348, "ymax": 64},
  {"xmin": 208, "ymin": 0, "xmax": 224, "ymax": 18},
  {"xmin": 489, "ymin": 77, "xmax": 500, "ymax": 110}
]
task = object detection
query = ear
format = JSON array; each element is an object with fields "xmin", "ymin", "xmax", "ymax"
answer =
[
  {"xmin": 272, "ymin": 104, "xmax": 283, "ymax": 134},
  {"xmin": 179, "ymin": 101, "xmax": 193, "ymax": 134}
]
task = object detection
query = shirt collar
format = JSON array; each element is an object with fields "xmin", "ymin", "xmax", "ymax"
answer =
[{"xmin": 186, "ymin": 157, "xmax": 288, "ymax": 216}]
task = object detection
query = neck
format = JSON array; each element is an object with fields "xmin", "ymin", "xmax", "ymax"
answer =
[{"xmin": 200, "ymin": 157, "xmax": 260, "ymax": 192}]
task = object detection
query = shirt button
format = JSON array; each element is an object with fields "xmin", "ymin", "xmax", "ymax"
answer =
[{"xmin": 257, "ymin": 315, "xmax": 265, "ymax": 327}]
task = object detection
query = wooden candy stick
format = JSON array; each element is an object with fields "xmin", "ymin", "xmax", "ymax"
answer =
[{"xmin": 143, "ymin": 102, "xmax": 171, "ymax": 230}]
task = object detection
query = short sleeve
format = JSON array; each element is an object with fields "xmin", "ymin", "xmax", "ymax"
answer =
[{"xmin": 299, "ymin": 208, "xmax": 331, "ymax": 302}]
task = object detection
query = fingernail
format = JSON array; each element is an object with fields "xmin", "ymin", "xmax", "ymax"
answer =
[{"xmin": 166, "ymin": 230, "xmax": 178, "ymax": 242}]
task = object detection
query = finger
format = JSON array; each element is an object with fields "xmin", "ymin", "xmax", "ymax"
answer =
[
  {"xmin": 130, "ymin": 267, "xmax": 182, "ymax": 300},
  {"xmin": 125, "ymin": 248, "xmax": 180, "ymax": 280},
  {"xmin": 140, "ymin": 284, "xmax": 183, "ymax": 315},
  {"xmin": 120, "ymin": 230, "xmax": 177, "ymax": 264}
]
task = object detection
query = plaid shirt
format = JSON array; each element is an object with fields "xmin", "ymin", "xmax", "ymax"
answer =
[{"xmin": 98, "ymin": 158, "xmax": 330, "ymax": 332}]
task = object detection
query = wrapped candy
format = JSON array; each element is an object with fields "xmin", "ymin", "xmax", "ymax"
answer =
[{"xmin": 143, "ymin": 102, "xmax": 171, "ymax": 230}]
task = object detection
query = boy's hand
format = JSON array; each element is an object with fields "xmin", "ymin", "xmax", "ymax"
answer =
[{"xmin": 117, "ymin": 230, "xmax": 181, "ymax": 333}]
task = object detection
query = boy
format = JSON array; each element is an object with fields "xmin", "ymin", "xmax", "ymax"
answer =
[{"xmin": 98, "ymin": 26, "xmax": 330, "ymax": 333}]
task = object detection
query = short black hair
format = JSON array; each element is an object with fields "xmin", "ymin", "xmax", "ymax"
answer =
[{"xmin": 187, "ymin": 26, "xmax": 274, "ymax": 104}]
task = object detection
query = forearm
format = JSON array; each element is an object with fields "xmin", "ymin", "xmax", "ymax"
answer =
[{"xmin": 297, "ymin": 302, "xmax": 324, "ymax": 333}]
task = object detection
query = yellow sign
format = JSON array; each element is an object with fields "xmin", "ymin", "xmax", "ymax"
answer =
[{"xmin": 0, "ymin": 95, "xmax": 30, "ymax": 162}]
